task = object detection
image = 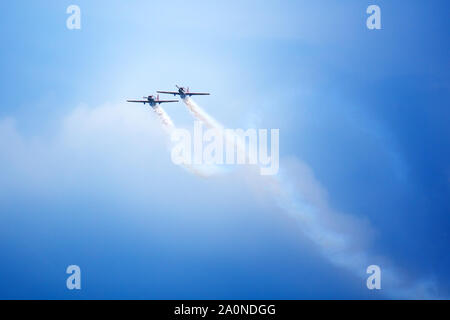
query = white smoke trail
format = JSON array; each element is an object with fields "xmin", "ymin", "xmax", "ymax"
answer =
[
  {"xmin": 181, "ymin": 97, "xmax": 441, "ymax": 299},
  {"xmin": 183, "ymin": 97, "xmax": 248, "ymax": 159},
  {"xmin": 151, "ymin": 104, "xmax": 214, "ymax": 178},
  {"xmin": 183, "ymin": 97, "xmax": 223, "ymax": 130},
  {"xmin": 268, "ymin": 162, "xmax": 440, "ymax": 299},
  {"xmin": 152, "ymin": 105, "xmax": 175, "ymax": 133}
]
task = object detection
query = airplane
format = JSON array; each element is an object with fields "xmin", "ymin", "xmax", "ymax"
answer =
[
  {"xmin": 126, "ymin": 94, "xmax": 178, "ymax": 107},
  {"xmin": 157, "ymin": 85, "xmax": 210, "ymax": 98}
]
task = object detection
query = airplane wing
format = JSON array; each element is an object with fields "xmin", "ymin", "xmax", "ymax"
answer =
[
  {"xmin": 186, "ymin": 92, "xmax": 210, "ymax": 96},
  {"xmin": 127, "ymin": 100, "xmax": 148, "ymax": 103},
  {"xmin": 158, "ymin": 100, "xmax": 179, "ymax": 104},
  {"xmin": 157, "ymin": 91, "xmax": 179, "ymax": 95}
]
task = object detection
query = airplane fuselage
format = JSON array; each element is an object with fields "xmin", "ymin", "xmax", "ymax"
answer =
[
  {"xmin": 175, "ymin": 88, "xmax": 187, "ymax": 98},
  {"xmin": 144, "ymin": 96, "xmax": 158, "ymax": 107}
]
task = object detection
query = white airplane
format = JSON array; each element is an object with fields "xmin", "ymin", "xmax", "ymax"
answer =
[
  {"xmin": 157, "ymin": 85, "xmax": 210, "ymax": 99},
  {"xmin": 126, "ymin": 94, "xmax": 178, "ymax": 107}
]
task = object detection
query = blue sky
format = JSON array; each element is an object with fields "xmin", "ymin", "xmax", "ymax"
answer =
[{"xmin": 0, "ymin": 1, "xmax": 449, "ymax": 299}]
